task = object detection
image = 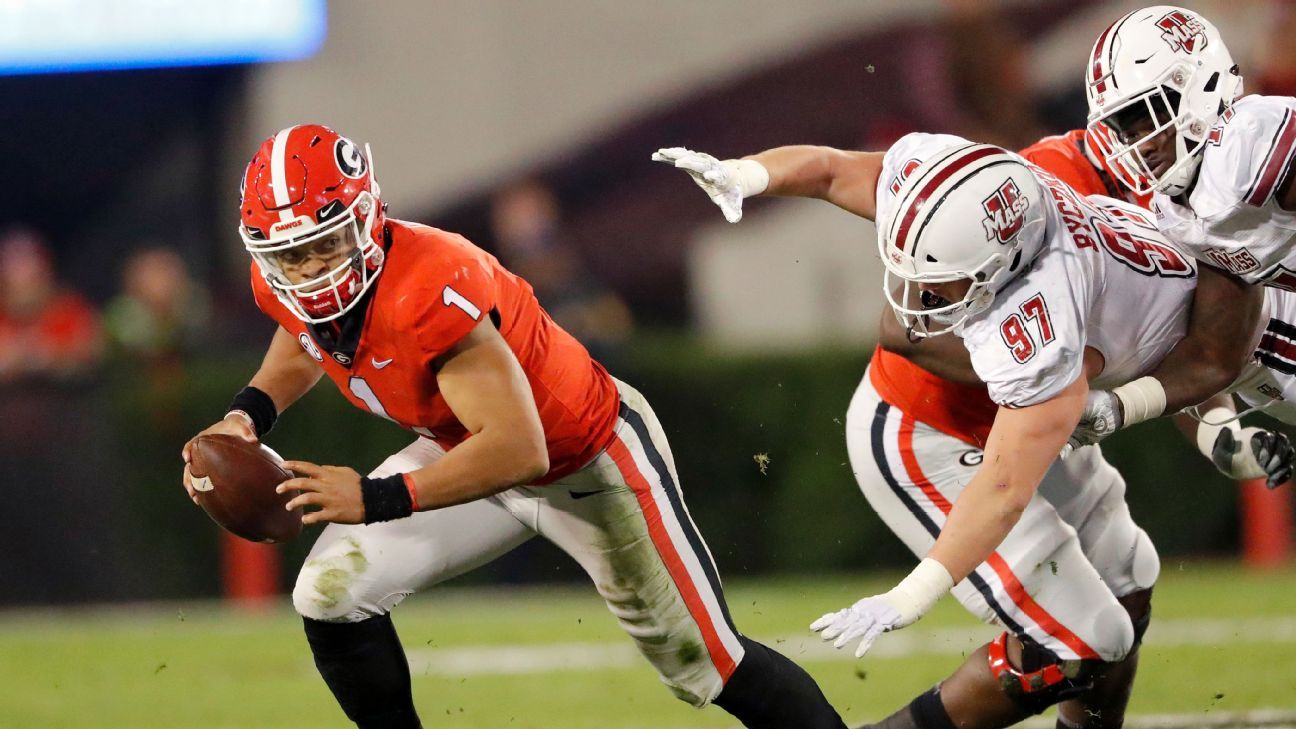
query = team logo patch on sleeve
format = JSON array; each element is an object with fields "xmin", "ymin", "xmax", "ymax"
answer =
[
  {"xmin": 298, "ymin": 332, "xmax": 324, "ymax": 362},
  {"xmin": 1204, "ymin": 247, "xmax": 1261, "ymax": 275},
  {"xmin": 1156, "ymin": 10, "xmax": 1207, "ymax": 53}
]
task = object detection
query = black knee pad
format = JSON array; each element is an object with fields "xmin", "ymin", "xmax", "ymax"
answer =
[{"xmin": 987, "ymin": 632, "xmax": 1100, "ymax": 715}]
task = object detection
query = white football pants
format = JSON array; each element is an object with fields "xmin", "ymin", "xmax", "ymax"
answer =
[
  {"xmin": 293, "ymin": 379, "xmax": 744, "ymax": 706},
  {"xmin": 846, "ymin": 370, "xmax": 1160, "ymax": 662}
]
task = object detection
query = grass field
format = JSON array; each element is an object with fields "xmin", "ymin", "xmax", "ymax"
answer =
[{"xmin": 1, "ymin": 561, "xmax": 1293, "ymax": 728}]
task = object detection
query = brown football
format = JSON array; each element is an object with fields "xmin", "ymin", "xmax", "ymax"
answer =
[{"xmin": 189, "ymin": 434, "xmax": 302, "ymax": 543}]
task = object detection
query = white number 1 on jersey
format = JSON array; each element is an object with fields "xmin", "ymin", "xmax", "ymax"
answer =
[{"xmin": 443, "ymin": 285, "xmax": 482, "ymax": 321}]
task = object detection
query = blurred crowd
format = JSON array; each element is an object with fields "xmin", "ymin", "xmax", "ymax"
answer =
[{"xmin": 0, "ymin": 227, "xmax": 211, "ymax": 386}]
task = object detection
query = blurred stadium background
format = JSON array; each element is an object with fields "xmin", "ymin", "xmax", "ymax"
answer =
[{"xmin": 1, "ymin": 0, "xmax": 1293, "ymax": 726}]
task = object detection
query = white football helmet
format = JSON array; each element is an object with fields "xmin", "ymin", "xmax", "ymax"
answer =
[
  {"xmin": 878, "ymin": 144, "xmax": 1048, "ymax": 337},
  {"xmin": 1085, "ymin": 6, "xmax": 1242, "ymax": 196}
]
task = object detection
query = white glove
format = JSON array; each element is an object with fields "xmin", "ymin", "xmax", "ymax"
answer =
[
  {"xmin": 1067, "ymin": 389, "xmax": 1123, "ymax": 452},
  {"xmin": 651, "ymin": 147, "xmax": 768, "ymax": 223},
  {"xmin": 1067, "ymin": 377, "xmax": 1166, "ymax": 453},
  {"xmin": 809, "ymin": 594, "xmax": 905, "ymax": 658},
  {"xmin": 809, "ymin": 558, "xmax": 953, "ymax": 658}
]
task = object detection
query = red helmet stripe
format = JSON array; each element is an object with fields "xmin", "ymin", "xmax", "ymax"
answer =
[
  {"xmin": 1090, "ymin": 20, "xmax": 1117, "ymax": 94},
  {"xmin": 894, "ymin": 146, "xmax": 1002, "ymax": 255},
  {"xmin": 270, "ymin": 125, "xmax": 299, "ymax": 224}
]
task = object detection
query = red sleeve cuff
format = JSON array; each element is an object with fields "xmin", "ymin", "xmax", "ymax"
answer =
[{"xmin": 401, "ymin": 472, "xmax": 421, "ymax": 512}]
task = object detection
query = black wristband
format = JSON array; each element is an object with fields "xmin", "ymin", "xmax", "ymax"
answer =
[
  {"xmin": 228, "ymin": 386, "xmax": 278, "ymax": 436},
  {"xmin": 360, "ymin": 474, "xmax": 414, "ymax": 524}
]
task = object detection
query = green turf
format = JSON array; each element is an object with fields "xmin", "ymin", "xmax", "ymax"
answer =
[{"xmin": 1, "ymin": 561, "xmax": 1292, "ymax": 728}]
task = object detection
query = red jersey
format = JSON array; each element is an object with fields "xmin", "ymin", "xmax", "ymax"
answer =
[
  {"xmin": 1019, "ymin": 129, "xmax": 1152, "ymax": 209},
  {"xmin": 251, "ymin": 220, "xmax": 621, "ymax": 483},
  {"xmin": 869, "ymin": 129, "xmax": 1152, "ymax": 446}
]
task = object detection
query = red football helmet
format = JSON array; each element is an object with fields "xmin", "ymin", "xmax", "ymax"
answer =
[{"xmin": 239, "ymin": 124, "xmax": 386, "ymax": 323}]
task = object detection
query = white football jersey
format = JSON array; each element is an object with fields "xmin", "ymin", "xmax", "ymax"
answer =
[
  {"xmin": 1152, "ymin": 95, "xmax": 1296, "ymax": 289},
  {"xmin": 879, "ymin": 133, "xmax": 1198, "ymax": 408},
  {"xmin": 1231, "ymin": 288, "xmax": 1296, "ymax": 424}
]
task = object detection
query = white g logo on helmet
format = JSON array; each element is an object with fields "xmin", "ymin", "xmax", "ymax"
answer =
[{"xmin": 335, "ymin": 138, "xmax": 368, "ymax": 179}]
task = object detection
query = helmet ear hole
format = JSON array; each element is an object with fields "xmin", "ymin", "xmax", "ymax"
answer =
[
  {"xmin": 1203, "ymin": 72, "xmax": 1219, "ymax": 93},
  {"xmin": 926, "ymin": 254, "xmax": 940, "ymax": 263}
]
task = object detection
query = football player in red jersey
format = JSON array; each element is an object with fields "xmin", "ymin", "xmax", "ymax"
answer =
[{"xmin": 180, "ymin": 125, "xmax": 849, "ymax": 729}]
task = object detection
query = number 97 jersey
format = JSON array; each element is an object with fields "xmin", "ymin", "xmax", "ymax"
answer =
[
  {"xmin": 250, "ymin": 219, "xmax": 621, "ymax": 484},
  {"xmin": 880, "ymin": 133, "xmax": 1198, "ymax": 408},
  {"xmin": 972, "ymin": 181, "xmax": 1198, "ymax": 407}
]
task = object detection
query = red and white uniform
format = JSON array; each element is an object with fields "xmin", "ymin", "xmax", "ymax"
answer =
[
  {"xmin": 252, "ymin": 220, "xmax": 621, "ymax": 483},
  {"xmin": 1228, "ymin": 287, "xmax": 1296, "ymax": 425},
  {"xmin": 270, "ymin": 221, "xmax": 743, "ymax": 705},
  {"xmin": 1153, "ymin": 95, "xmax": 1296, "ymax": 289},
  {"xmin": 851, "ymin": 132, "xmax": 1186, "ymax": 661},
  {"xmin": 868, "ymin": 129, "xmax": 1153, "ymax": 449}
]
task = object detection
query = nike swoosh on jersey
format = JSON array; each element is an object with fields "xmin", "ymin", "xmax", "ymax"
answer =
[{"xmin": 372, "ymin": 357, "xmax": 394, "ymax": 369}]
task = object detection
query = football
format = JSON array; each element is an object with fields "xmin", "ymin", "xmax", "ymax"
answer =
[{"xmin": 189, "ymin": 434, "xmax": 302, "ymax": 544}]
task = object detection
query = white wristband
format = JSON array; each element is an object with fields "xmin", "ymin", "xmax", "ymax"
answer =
[
  {"xmin": 225, "ymin": 409, "xmax": 255, "ymax": 429},
  {"xmin": 724, "ymin": 158, "xmax": 769, "ymax": 198},
  {"xmin": 1112, "ymin": 376, "xmax": 1166, "ymax": 427},
  {"xmin": 1195, "ymin": 405, "xmax": 1237, "ymax": 458},
  {"xmin": 888, "ymin": 557, "xmax": 955, "ymax": 624}
]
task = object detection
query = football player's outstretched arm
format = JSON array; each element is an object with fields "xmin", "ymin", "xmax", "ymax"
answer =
[
  {"xmin": 653, "ymin": 146, "xmax": 883, "ymax": 221},
  {"xmin": 747, "ymin": 147, "xmax": 884, "ymax": 219},
  {"xmin": 876, "ymin": 310, "xmax": 982, "ymax": 386},
  {"xmin": 407, "ymin": 319, "xmax": 550, "ymax": 510},
  {"xmin": 1145, "ymin": 266, "xmax": 1261, "ymax": 412},
  {"xmin": 812, "ymin": 376, "xmax": 1085, "ymax": 657}
]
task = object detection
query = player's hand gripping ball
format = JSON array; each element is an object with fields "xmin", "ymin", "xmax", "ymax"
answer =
[{"xmin": 188, "ymin": 434, "xmax": 303, "ymax": 543}]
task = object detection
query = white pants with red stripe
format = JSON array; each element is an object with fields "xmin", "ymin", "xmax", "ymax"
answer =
[
  {"xmin": 846, "ymin": 371, "xmax": 1160, "ymax": 663},
  {"xmin": 292, "ymin": 379, "xmax": 744, "ymax": 706}
]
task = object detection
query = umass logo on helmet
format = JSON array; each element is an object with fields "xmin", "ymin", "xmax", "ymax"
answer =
[
  {"xmin": 981, "ymin": 179, "xmax": 1028, "ymax": 244},
  {"xmin": 1156, "ymin": 10, "xmax": 1207, "ymax": 53}
]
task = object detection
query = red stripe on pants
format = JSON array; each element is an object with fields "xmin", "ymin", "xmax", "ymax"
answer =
[
  {"xmin": 897, "ymin": 413, "xmax": 1101, "ymax": 660},
  {"xmin": 605, "ymin": 436, "xmax": 738, "ymax": 681}
]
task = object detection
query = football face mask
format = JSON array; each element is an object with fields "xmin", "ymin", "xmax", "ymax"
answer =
[
  {"xmin": 1089, "ymin": 77, "xmax": 1193, "ymax": 197},
  {"xmin": 243, "ymin": 197, "xmax": 384, "ymax": 323},
  {"xmin": 882, "ymin": 264, "xmax": 996, "ymax": 339}
]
